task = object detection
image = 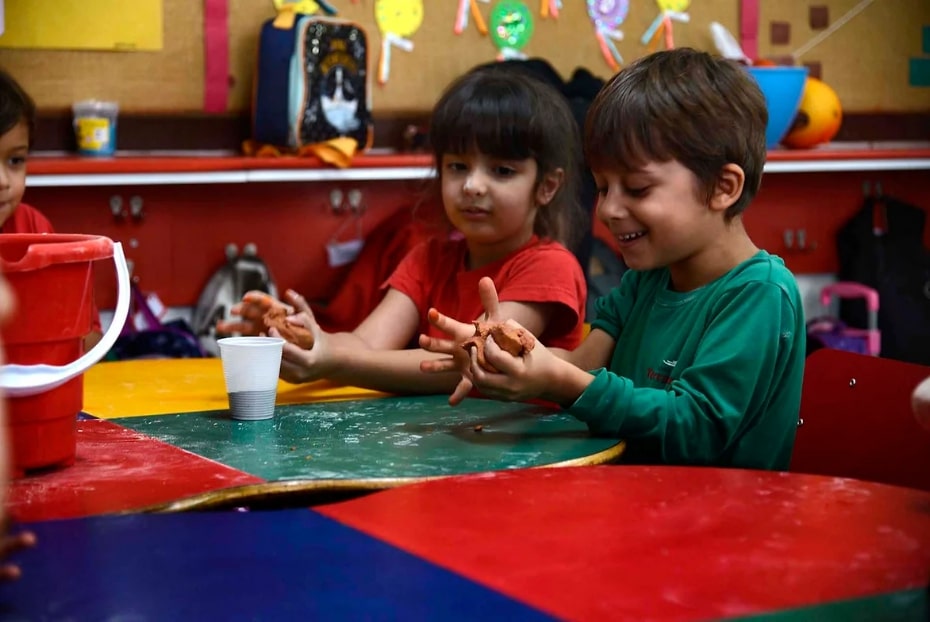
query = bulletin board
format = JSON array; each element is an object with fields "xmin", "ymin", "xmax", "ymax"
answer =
[{"xmin": 0, "ymin": 0, "xmax": 927, "ymax": 115}]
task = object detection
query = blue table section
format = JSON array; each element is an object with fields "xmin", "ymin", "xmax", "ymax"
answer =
[{"xmin": 0, "ymin": 510, "xmax": 550, "ymax": 620}]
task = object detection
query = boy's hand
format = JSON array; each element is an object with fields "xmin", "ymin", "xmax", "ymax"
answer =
[
  {"xmin": 462, "ymin": 320, "xmax": 559, "ymax": 404},
  {"xmin": 215, "ymin": 291, "xmax": 292, "ymax": 336},
  {"xmin": 0, "ymin": 525, "xmax": 36, "ymax": 582},
  {"xmin": 275, "ymin": 290, "xmax": 330, "ymax": 384}
]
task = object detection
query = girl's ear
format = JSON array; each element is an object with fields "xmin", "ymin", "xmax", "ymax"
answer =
[
  {"xmin": 535, "ymin": 168, "xmax": 564, "ymax": 207},
  {"xmin": 710, "ymin": 163, "xmax": 745, "ymax": 213}
]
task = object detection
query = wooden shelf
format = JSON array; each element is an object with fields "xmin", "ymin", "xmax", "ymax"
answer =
[{"xmin": 25, "ymin": 146, "xmax": 930, "ymax": 188}]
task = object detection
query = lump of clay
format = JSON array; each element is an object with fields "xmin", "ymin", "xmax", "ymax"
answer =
[
  {"xmin": 263, "ymin": 305, "xmax": 315, "ymax": 349},
  {"xmin": 461, "ymin": 321, "xmax": 535, "ymax": 372}
]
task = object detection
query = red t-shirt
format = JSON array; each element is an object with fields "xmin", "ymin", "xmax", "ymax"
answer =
[
  {"xmin": 388, "ymin": 235, "xmax": 586, "ymax": 349},
  {"xmin": 2, "ymin": 203, "xmax": 102, "ymax": 333},
  {"xmin": 1, "ymin": 202, "xmax": 54, "ymax": 234}
]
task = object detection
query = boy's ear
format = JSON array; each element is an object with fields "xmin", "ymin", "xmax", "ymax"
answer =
[
  {"xmin": 710, "ymin": 163, "xmax": 745, "ymax": 212},
  {"xmin": 535, "ymin": 168, "xmax": 564, "ymax": 207}
]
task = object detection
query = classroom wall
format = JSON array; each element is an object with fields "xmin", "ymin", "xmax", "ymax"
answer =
[
  {"xmin": 5, "ymin": 1, "xmax": 930, "ymax": 322},
  {"xmin": 1, "ymin": 0, "xmax": 928, "ymax": 116},
  {"xmin": 23, "ymin": 166, "xmax": 930, "ymax": 313}
]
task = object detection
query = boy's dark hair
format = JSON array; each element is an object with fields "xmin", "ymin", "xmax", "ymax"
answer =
[
  {"xmin": 0, "ymin": 68, "xmax": 36, "ymax": 147},
  {"xmin": 585, "ymin": 48, "xmax": 768, "ymax": 219},
  {"xmin": 429, "ymin": 66, "xmax": 584, "ymax": 249}
]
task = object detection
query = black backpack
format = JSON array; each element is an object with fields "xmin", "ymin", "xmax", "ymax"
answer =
[{"xmin": 836, "ymin": 194, "xmax": 930, "ymax": 365}]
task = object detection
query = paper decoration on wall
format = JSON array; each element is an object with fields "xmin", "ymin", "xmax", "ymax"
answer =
[
  {"xmin": 0, "ymin": 0, "xmax": 163, "ymax": 51},
  {"xmin": 587, "ymin": 0, "xmax": 629, "ymax": 71},
  {"xmin": 455, "ymin": 0, "xmax": 489, "ymax": 35},
  {"xmin": 375, "ymin": 0, "xmax": 424, "ymax": 85},
  {"xmin": 490, "ymin": 1, "xmax": 534, "ymax": 60},
  {"xmin": 640, "ymin": 0, "xmax": 691, "ymax": 51},
  {"xmin": 272, "ymin": 0, "xmax": 336, "ymax": 29},
  {"xmin": 540, "ymin": 0, "xmax": 562, "ymax": 20}
]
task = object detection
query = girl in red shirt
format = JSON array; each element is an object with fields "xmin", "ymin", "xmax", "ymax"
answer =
[{"xmin": 221, "ymin": 66, "xmax": 587, "ymax": 395}]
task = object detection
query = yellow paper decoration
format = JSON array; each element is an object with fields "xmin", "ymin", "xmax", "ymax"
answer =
[{"xmin": 375, "ymin": 0, "xmax": 425, "ymax": 85}]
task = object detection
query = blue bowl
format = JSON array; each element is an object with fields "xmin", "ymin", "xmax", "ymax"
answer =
[{"xmin": 746, "ymin": 66, "xmax": 809, "ymax": 148}]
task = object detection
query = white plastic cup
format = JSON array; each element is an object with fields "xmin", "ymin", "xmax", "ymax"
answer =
[
  {"xmin": 217, "ymin": 336, "xmax": 285, "ymax": 421},
  {"xmin": 72, "ymin": 100, "xmax": 119, "ymax": 156}
]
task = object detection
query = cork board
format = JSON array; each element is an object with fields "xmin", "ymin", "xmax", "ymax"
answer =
[
  {"xmin": 757, "ymin": 0, "xmax": 930, "ymax": 112},
  {"xmin": 0, "ymin": 0, "xmax": 927, "ymax": 115}
]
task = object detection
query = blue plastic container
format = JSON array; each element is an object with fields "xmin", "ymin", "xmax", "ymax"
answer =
[{"xmin": 746, "ymin": 66, "xmax": 809, "ymax": 149}]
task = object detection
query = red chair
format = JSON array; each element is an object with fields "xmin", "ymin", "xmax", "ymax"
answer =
[{"xmin": 791, "ymin": 348, "xmax": 930, "ymax": 491}]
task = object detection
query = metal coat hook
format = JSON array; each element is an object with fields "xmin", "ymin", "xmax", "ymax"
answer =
[
  {"xmin": 329, "ymin": 188, "xmax": 345, "ymax": 213},
  {"xmin": 347, "ymin": 189, "xmax": 364, "ymax": 214}
]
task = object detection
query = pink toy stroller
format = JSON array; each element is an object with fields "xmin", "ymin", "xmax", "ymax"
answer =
[{"xmin": 806, "ymin": 282, "xmax": 881, "ymax": 357}]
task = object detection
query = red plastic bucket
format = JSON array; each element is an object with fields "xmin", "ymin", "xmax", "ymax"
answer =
[{"xmin": 0, "ymin": 234, "xmax": 115, "ymax": 474}]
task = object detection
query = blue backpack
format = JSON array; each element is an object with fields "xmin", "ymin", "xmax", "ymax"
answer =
[{"xmin": 252, "ymin": 15, "xmax": 372, "ymax": 150}]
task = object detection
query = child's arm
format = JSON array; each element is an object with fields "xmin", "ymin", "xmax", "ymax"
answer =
[
  {"xmin": 420, "ymin": 277, "xmax": 616, "ymax": 405},
  {"xmin": 459, "ymin": 329, "xmax": 599, "ymax": 406},
  {"xmin": 277, "ymin": 284, "xmax": 562, "ymax": 395},
  {"xmin": 275, "ymin": 289, "xmax": 479, "ymax": 393},
  {"xmin": 557, "ymin": 327, "xmax": 615, "ymax": 371}
]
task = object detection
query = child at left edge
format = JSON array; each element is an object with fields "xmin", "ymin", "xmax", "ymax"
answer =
[
  {"xmin": 0, "ymin": 268, "xmax": 37, "ymax": 581},
  {"xmin": 0, "ymin": 67, "xmax": 102, "ymax": 351}
]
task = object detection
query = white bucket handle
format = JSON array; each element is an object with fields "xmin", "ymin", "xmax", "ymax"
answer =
[{"xmin": 0, "ymin": 242, "xmax": 131, "ymax": 397}]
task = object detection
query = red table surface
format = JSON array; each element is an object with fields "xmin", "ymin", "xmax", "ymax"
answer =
[
  {"xmin": 8, "ymin": 420, "xmax": 262, "ymax": 522},
  {"xmin": 318, "ymin": 465, "xmax": 930, "ymax": 621}
]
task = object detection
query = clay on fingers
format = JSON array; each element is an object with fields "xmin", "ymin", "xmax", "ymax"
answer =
[
  {"xmin": 263, "ymin": 305, "xmax": 315, "ymax": 350},
  {"xmin": 460, "ymin": 321, "xmax": 535, "ymax": 373}
]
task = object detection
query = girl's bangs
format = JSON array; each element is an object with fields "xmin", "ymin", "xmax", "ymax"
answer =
[{"xmin": 433, "ymin": 89, "xmax": 535, "ymax": 161}]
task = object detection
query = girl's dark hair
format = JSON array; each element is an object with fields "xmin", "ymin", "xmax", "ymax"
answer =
[
  {"xmin": 585, "ymin": 48, "xmax": 768, "ymax": 219},
  {"xmin": 0, "ymin": 68, "xmax": 36, "ymax": 147},
  {"xmin": 429, "ymin": 66, "xmax": 583, "ymax": 248}
]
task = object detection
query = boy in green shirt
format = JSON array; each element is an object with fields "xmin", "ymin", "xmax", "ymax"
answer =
[{"xmin": 420, "ymin": 48, "xmax": 806, "ymax": 470}]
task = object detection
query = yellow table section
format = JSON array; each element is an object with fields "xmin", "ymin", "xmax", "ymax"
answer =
[{"xmin": 82, "ymin": 358, "xmax": 387, "ymax": 418}]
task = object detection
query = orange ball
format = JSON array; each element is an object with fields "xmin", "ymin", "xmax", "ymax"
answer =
[{"xmin": 782, "ymin": 77, "xmax": 842, "ymax": 149}]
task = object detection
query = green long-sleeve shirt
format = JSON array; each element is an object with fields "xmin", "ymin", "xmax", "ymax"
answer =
[{"xmin": 569, "ymin": 250, "xmax": 805, "ymax": 470}]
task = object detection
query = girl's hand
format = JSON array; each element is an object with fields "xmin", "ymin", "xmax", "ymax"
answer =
[
  {"xmin": 420, "ymin": 275, "xmax": 505, "ymax": 369},
  {"xmin": 419, "ymin": 276, "xmax": 503, "ymax": 405},
  {"xmin": 275, "ymin": 290, "xmax": 330, "ymax": 384},
  {"xmin": 418, "ymin": 307, "xmax": 478, "ymax": 372},
  {"xmin": 0, "ymin": 525, "xmax": 36, "ymax": 582},
  {"xmin": 419, "ymin": 308, "xmax": 478, "ymax": 405},
  {"xmin": 462, "ymin": 320, "xmax": 559, "ymax": 403},
  {"xmin": 215, "ymin": 291, "xmax": 292, "ymax": 337}
]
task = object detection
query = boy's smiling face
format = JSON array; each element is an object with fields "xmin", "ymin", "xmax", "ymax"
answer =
[
  {"xmin": 593, "ymin": 158, "xmax": 749, "ymax": 291},
  {"xmin": 594, "ymin": 159, "xmax": 718, "ymax": 266},
  {"xmin": 0, "ymin": 120, "xmax": 29, "ymax": 228}
]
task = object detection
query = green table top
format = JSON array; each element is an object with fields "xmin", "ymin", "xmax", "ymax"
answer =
[{"xmin": 115, "ymin": 395, "xmax": 623, "ymax": 482}]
